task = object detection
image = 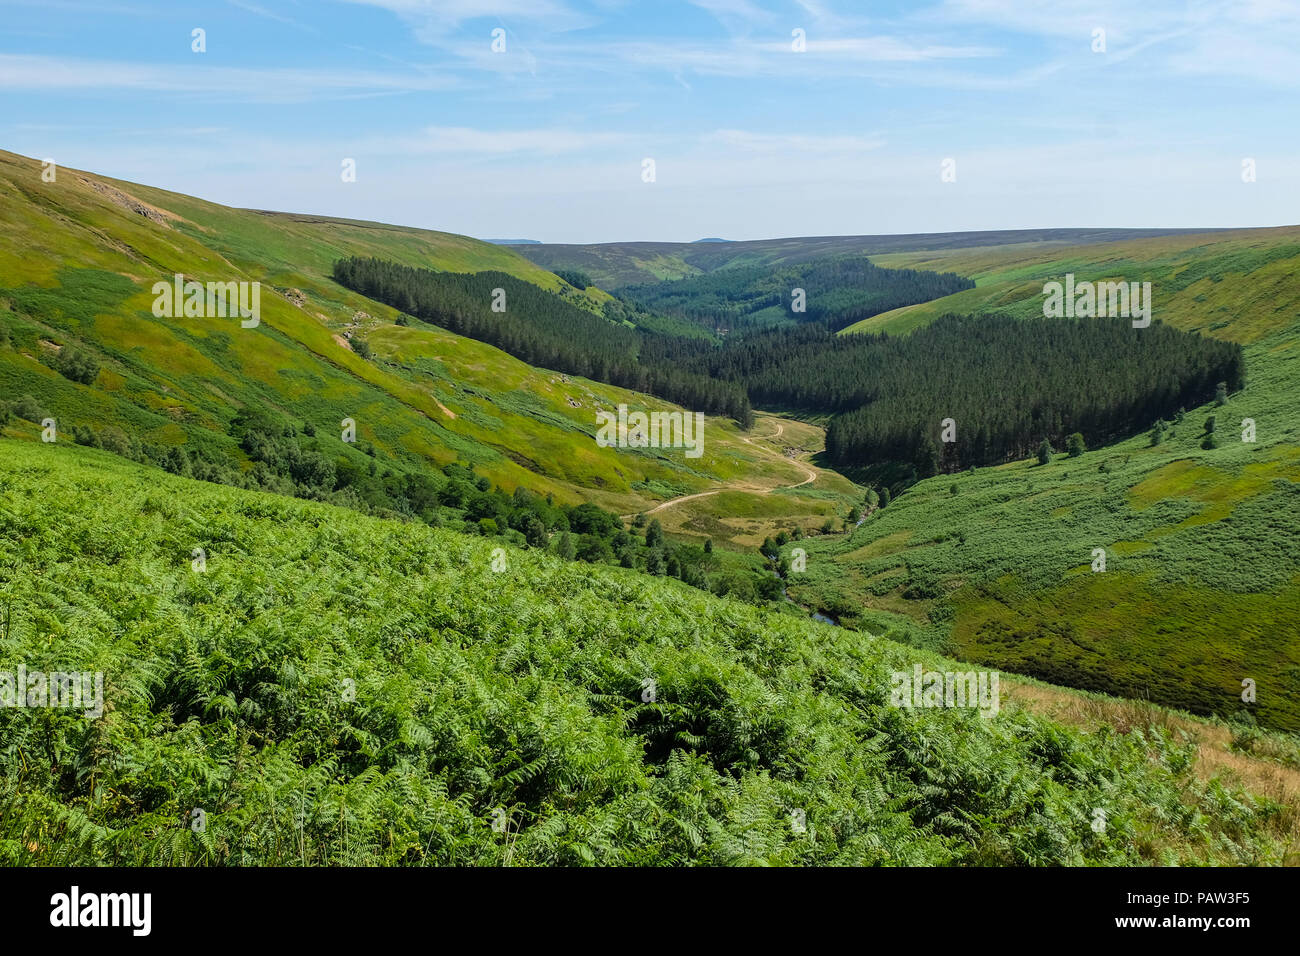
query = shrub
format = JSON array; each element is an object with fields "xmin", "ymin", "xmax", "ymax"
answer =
[
  {"xmin": 53, "ymin": 345, "xmax": 100, "ymax": 385},
  {"xmin": 12, "ymin": 394, "xmax": 48, "ymax": 423}
]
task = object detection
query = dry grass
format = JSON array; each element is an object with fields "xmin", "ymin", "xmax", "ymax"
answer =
[{"xmin": 1003, "ymin": 678, "xmax": 1300, "ymax": 864}]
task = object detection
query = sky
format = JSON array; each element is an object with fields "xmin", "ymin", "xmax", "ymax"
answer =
[{"xmin": 1, "ymin": 0, "xmax": 1297, "ymax": 243}]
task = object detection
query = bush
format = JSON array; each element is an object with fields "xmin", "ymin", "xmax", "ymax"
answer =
[
  {"xmin": 1066, "ymin": 433, "xmax": 1086, "ymax": 457},
  {"xmin": 53, "ymin": 345, "xmax": 101, "ymax": 385},
  {"xmin": 162, "ymin": 446, "xmax": 191, "ymax": 477},
  {"xmin": 12, "ymin": 394, "xmax": 48, "ymax": 423}
]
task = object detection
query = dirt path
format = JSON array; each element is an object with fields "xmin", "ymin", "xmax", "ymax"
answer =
[
  {"xmin": 626, "ymin": 417, "xmax": 822, "ymax": 519},
  {"xmin": 739, "ymin": 420, "xmax": 817, "ymax": 487},
  {"xmin": 641, "ymin": 489, "xmax": 725, "ymax": 516}
]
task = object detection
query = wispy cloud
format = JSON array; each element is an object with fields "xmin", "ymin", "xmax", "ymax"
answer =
[
  {"xmin": 686, "ymin": 0, "xmax": 777, "ymax": 27},
  {"xmin": 0, "ymin": 54, "xmax": 456, "ymax": 101},
  {"xmin": 225, "ymin": 0, "xmax": 319, "ymax": 32}
]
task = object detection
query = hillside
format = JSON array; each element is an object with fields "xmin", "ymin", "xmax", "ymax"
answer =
[
  {"xmin": 516, "ymin": 228, "xmax": 1223, "ymax": 289},
  {"xmin": 0, "ymin": 439, "xmax": 1292, "ymax": 865},
  {"xmin": 0, "ymin": 149, "xmax": 856, "ymax": 547},
  {"xmin": 782, "ymin": 227, "xmax": 1300, "ymax": 732}
]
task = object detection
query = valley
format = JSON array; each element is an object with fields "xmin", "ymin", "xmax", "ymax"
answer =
[{"xmin": 2, "ymin": 148, "xmax": 1299, "ymax": 866}]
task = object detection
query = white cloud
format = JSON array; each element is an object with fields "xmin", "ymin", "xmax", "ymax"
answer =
[
  {"xmin": 756, "ymin": 34, "xmax": 1000, "ymax": 60},
  {"xmin": 934, "ymin": 0, "xmax": 1300, "ymax": 85}
]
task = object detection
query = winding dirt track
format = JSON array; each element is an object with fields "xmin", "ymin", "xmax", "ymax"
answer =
[{"xmin": 629, "ymin": 418, "xmax": 821, "ymax": 518}]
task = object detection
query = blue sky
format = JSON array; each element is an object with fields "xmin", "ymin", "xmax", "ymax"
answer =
[{"xmin": 2, "ymin": 0, "xmax": 1297, "ymax": 242}]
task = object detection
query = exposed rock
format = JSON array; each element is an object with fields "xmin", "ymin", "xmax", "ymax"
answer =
[{"xmin": 80, "ymin": 178, "xmax": 171, "ymax": 226}]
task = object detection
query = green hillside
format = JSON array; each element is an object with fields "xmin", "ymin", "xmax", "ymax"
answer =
[
  {"xmin": 784, "ymin": 228, "xmax": 1300, "ymax": 732},
  {"xmin": 0, "ymin": 439, "xmax": 1290, "ymax": 865},
  {"xmin": 0, "ymin": 149, "xmax": 856, "ymax": 545}
]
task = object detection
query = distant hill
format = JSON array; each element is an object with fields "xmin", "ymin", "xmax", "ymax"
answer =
[
  {"xmin": 516, "ymin": 227, "xmax": 1227, "ymax": 288},
  {"xmin": 486, "ymin": 238, "xmax": 542, "ymax": 244}
]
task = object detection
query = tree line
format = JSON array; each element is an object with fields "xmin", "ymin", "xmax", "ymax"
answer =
[
  {"xmin": 816, "ymin": 314, "xmax": 1242, "ymax": 471},
  {"xmin": 651, "ymin": 313, "xmax": 1243, "ymax": 473}
]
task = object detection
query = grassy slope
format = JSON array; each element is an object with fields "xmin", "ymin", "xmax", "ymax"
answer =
[
  {"xmin": 786, "ymin": 227, "xmax": 1300, "ymax": 731},
  {"xmin": 0, "ymin": 149, "xmax": 855, "ymax": 544},
  {"xmin": 0, "ymin": 439, "xmax": 1293, "ymax": 865},
  {"xmin": 840, "ymin": 226, "xmax": 1300, "ymax": 342}
]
